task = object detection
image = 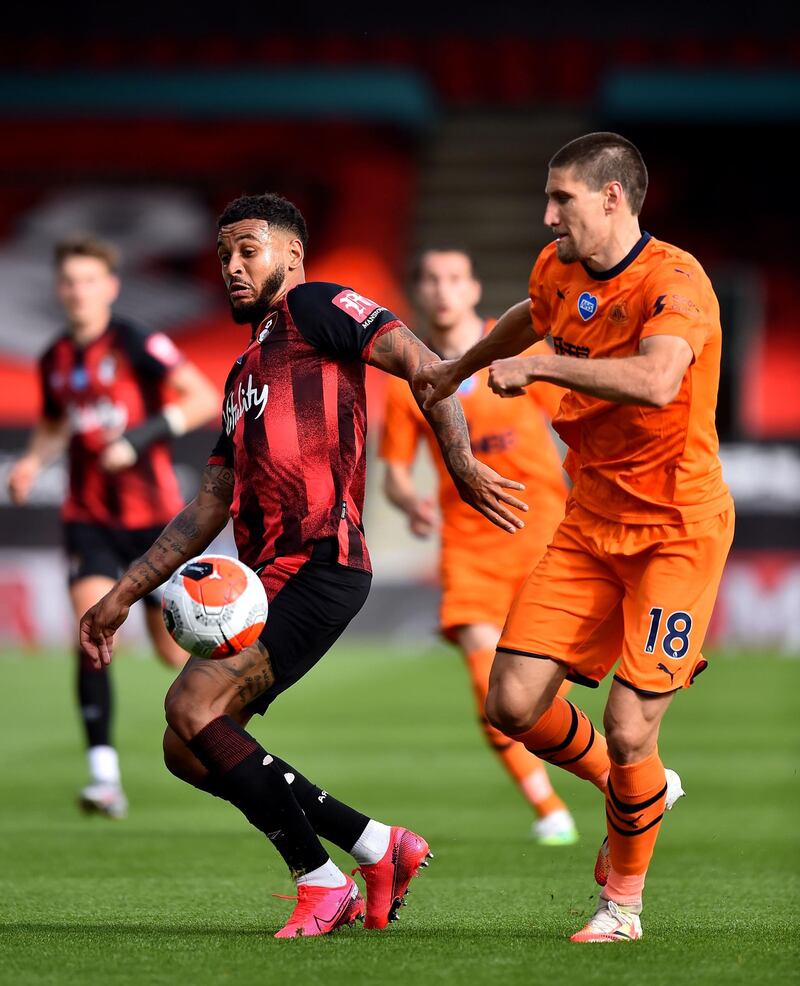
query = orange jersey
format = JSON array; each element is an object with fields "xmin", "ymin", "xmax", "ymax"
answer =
[
  {"xmin": 529, "ymin": 234, "xmax": 732, "ymax": 524},
  {"xmin": 379, "ymin": 335, "xmax": 568, "ymax": 553}
]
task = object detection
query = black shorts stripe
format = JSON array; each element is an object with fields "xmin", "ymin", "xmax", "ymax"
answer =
[
  {"xmin": 607, "ymin": 778, "xmax": 668, "ymax": 815},
  {"xmin": 495, "ymin": 648, "xmax": 600, "ymax": 689},
  {"xmin": 530, "ymin": 701, "xmax": 579, "ymax": 757},
  {"xmin": 605, "ymin": 810, "xmax": 664, "ymax": 837},
  {"xmin": 613, "ymin": 674, "xmax": 679, "ymax": 697}
]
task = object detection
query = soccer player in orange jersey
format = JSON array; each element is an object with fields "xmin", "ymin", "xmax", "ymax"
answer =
[
  {"xmin": 416, "ymin": 133, "xmax": 734, "ymax": 942},
  {"xmin": 380, "ymin": 248, "xmax": 578, "ymax": 844}
]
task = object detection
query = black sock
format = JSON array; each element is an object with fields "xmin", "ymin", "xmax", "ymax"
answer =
[
  {"xmin": 77, "ymin": 650, "xmax": 112, "ymax": 748},
  {"xmin": 188, "ymin": 716, "xmax": 327, "ymax": 877},
  {"xmin": 269, "ymin": 755, "xmax": 370, "ymax": 852},
  {"xmin": 194, "ymin": 755, "xmax": 370, "ymax": 852}
]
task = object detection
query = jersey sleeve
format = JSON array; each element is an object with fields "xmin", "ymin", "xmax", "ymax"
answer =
[
  {"xmin": 528, "ymin": 248, "xmax": 553, "ymax": 339},
  {"xmin": 640, "ymin": 264, "xmax": 713, "ymax": 359},
  {"xmin": 119, "ymin": 323, "xmax": 186, "ymax": 381},
  {"xmin": 207, "ymin": 427, "xmax": 233, "ymax": 468},
  {"xmin": 379, "ymin": 375, "xmax": 424, "ymax": 464},
  {"xmin": 286, "ymin": 282, "xmax": 403, "ymax": 361},
  {"xmin": 38, "ymin": 351, "xmax": 63, "ymax": 421}
]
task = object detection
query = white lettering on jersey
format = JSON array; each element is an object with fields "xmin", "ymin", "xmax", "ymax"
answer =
[
  {"xmin": 67, "ymin": 398, "xmax": 128, "ymax": 436},
  {"xmin": 223, "ymin": 373, "xmax": 269, "ymax": 435}
]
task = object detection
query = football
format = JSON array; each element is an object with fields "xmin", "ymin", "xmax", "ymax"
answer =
[{"xmin": 161, "ymin": 554, "xmax": 268, "ymax": 659}]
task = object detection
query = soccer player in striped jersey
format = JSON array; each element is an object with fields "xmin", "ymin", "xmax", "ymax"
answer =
[
  {"xmin": 8, "ymin": 236, "xmax": 219, "ymax": 819},
  {"xmin": 80, "ymin": 194, "xmax": 527, "ymax": 938}
]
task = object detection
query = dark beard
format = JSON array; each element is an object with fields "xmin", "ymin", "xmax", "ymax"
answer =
[{"xmin": 228, "ymin": 265, "xmax": 286, "ymax": 326}]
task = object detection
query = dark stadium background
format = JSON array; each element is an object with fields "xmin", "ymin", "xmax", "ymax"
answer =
[{"xmin": 0, "ymin": 5, "xmax": 798, "ymax": 653}]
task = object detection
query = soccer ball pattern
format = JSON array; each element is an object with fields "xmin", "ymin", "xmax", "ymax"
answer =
[{"xmin": 161, "ymin": 554, "xmax": 268, "ymax": 659}]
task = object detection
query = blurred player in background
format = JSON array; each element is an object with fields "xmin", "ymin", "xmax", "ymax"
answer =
[
  {"xmin": 80, "ymin": 194, "xmax": 527, "ymax": 939},
  {"xmin": 8, "ymin": 236, "xmax": 219, "ymax": 818},
  {"xmin": 380, "ymin": 247, "xmax": 578, "ymax": 845},
  {"xmin": 417, "ymin": 133, "xmax": 733, "ymax": 942}
]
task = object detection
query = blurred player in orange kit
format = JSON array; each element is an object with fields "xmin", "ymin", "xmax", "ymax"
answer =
[
  {"xmin": 416, "ymin": 133, "xmax": 734, "ymax": 943},
  {"xmin": 380, "ymin": 247, "xmax": 578, "ymax": 845}
]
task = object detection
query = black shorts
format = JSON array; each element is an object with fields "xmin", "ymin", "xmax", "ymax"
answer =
[
  {"xmin": 251, "ymin": 539, "xmax": 372, "ymax": 715},
  {"xmin": 64, "ymin": 521, "xmax": 165, "ymax": 608}
]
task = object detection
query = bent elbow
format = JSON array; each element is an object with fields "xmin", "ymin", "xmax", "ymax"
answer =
[{"xmin": 646, "ymin": 373, "xmax": 682, "ymax": 409}]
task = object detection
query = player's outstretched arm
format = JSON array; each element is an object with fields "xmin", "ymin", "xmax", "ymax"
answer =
[
  {"xmin": 79, "ymin": 464, "xmax": 234, "ymax": 667},
  {"xmin": 488, "ymin": 335, "xmax": 694, "ymax": 407},
  {"xmin": 7, "ymin": 417, "xmax": 69, "ymax": 505},
  {"xmin": 412, "ymin": 299, "xmax": 536, "ymax": 408},
  {"xmin": 369, "ymin": 324, "xmax": 527, "ymax": 534},
  {"xmin": 383, "ymin": 462, "xmax": 438, "ymax": 539}
]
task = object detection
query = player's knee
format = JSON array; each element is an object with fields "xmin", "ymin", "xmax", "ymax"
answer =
[
  {"xmin": 603, "ymin": 711, "xmax": 654, "ymax": 763},
  {"xmin": 164, "ymin": 679, "xmax": 222, "ymax": 743},
  {"xmin": 485, "ymin": 686, "xmax": 537, "ymax": 736}
]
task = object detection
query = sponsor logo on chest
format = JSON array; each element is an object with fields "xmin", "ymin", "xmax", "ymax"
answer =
[{"xmin": 223, "ymin": 372, "xmax": 269, "ymax": 435}]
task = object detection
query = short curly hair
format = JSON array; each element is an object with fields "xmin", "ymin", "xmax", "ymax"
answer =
[{"xmin": 217, "ymin": 193, "xmax": 308, "ymax": 249}]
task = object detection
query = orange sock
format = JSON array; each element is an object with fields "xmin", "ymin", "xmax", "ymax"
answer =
[
  {"xmin": 512, "ymin": 696, "xmax": 610, "ymax": 793},
  {"xmin": 465, "ymin": 647, "xmax": 565, "ymax": 817},
  {"xmin": 604, "ymin": 750, "xmax": 667, "ymax": 905}
]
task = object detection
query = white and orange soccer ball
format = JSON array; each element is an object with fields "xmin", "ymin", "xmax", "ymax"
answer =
[{"xmin": 161, "ymin": 555, "xmax": 267, "ymax": 659}]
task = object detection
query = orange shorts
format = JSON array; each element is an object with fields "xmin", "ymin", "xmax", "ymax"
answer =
[
  {"xmin": 440, "ymin": 527, "xmax": 558, "ymax": 638},
  {"xmin": 497, "ymin": 502, "xmax": 735, "ymax": 695}
]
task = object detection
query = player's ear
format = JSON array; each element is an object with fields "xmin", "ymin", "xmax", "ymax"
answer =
[
  {"xmin": 604, "ymin": 180, "xmax": 624, "ymax": 215},
  {"xmin": 287, "ymin": 237, "xmax": 304, "ymax": 271}
]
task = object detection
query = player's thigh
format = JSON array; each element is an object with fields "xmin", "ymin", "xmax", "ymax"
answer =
[
  {"xmin": 455, "ymin": 623, "xmax": 501, "ymax": 657},
  {"xmin": 164, "ymin": 641, "xmax": 276, "ymax": 741},
  {"xmin": 498, "ymin": 518, "xmax": 623, "ymax": 677},
  {"xmin": 144, "ymin": 603, "xmax": 189, "ymax": 669},
  {"xmin": 603, "ymin": 678, "xmax": 675, "ymax": 763},
  {"xmin": 485, "ymin": 649, "xmax": 567, "ymax": 731},
  {"xmin": 70, "ymin": 576, "xmax": 118, "ymax": 623},
  {"xmin": 617, "ymin": 509, "xmax": 735, "ymax": 695}
]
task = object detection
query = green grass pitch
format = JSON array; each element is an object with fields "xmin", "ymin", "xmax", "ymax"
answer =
[{"xmin": 1, "ymin": 642, "xmax": 798, "ymax": 985}]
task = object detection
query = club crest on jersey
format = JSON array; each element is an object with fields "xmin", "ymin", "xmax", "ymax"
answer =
[
  {"xmin": 257, "ymin": 313, "xmax": 277, "ymax": 344},
  {"xmin": 577, "ymin": 292, "xmax": 598, "ymax": 321},
  {"xmin": 98, "ymin": 355, "xmax": 117, "ymax": 384},
  {"xmin": 222, "ymin": 373, "xmax": 269, "ymax": 435},
  {"xmin": 70, "ymin": 366, "xmax": 89, "ymax": 391}
]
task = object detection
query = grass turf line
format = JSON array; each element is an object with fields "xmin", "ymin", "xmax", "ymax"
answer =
[{"xmin": 0, "ymin": 644, "xmax": 798, "ymax": 985}]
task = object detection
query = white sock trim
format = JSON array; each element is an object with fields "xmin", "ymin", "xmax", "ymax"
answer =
[
  {"xmin": 350, "ymin": 819, "xmax": 392, "ymax": 866},
  {"xmin": 296, "ymin": 858, "xmax": 347, "ymax": 888}
]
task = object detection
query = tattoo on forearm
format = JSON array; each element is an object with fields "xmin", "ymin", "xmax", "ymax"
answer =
[{"xmin": 370, "ymin": 324, "xmax": 473, "ymax": 474}]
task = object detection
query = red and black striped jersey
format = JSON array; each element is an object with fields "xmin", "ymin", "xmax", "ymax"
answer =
[
  {"xmin": 39, "ymin": 319, "xmax": 185, "ymax": 528},
  {"xmin": 208, "ymin": 281, "xmax": 402, "ymax": 574}
]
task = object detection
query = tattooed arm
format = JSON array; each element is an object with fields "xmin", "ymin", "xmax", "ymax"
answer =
[
  {"xmin": 79, "ymin": 464, "xmax": 234, "ymax": 667},
  {"xmin": 368, "ymin": 324, "xmax": 527, "ymax": 533}
]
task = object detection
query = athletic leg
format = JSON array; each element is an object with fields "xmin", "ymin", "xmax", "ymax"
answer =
[
  {"xmin": 457, "ymin": 623, "xmax": 576, "ymax": 841},
  {"xmin": 70, "ymin": 575, "xmax": 127, "ymax": 818},
  {"xmin": 143, "ymin": 600, "xmax": 189, "ymax": 669}
]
